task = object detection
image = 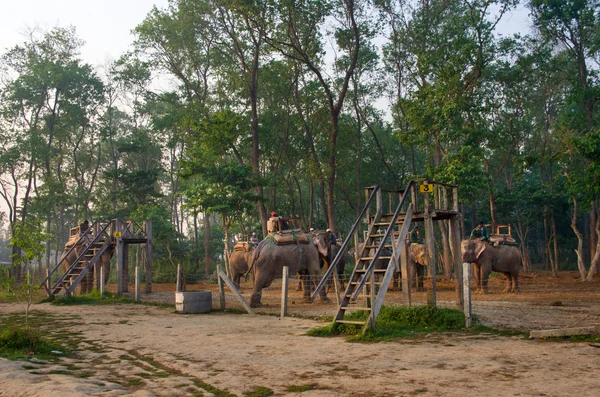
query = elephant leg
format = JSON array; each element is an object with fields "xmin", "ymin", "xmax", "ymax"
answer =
[
  {"xmin": 310, "ymin": 272, "xmax": 330, "ymax": 303},
  {"xmin": 481, "ymin": 268, "xmax": 491, "ymax": 294},
  {"xmin": 513, "ymin": 273, "xmax": 519, "ymax": 293},
  {"xmin": 474, "ymin": 264, "xmax": 482, "ymax": 294},
  {"xmin": 300, "ymin": 272, "xmax": 313, "ymax": 304},
  {"xmin": 417, "ymin": 266, "xmax": 425, "ymax": 291},
  {"xmin": 250, "ymin": 270, "xmax": 270, "ymax": 308},
  {"xmin": 503, "ymin": 273, "xmax": 512, "ymax": 293}
]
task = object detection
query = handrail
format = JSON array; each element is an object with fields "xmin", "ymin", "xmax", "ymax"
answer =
[
  {"xmin": 311, "ymin": 186, "xmax": 381, "ymax": 300},
  {"xmin": 41, "ymin": 221, "xmax": 112, "ymax": 294},
  {"xmin": 41, "ymin": 220, "xmax": 102, "ymax": 294},
  {"xmin": 351, "ymin": 179, "xmax": 415, "ymax": 301}
]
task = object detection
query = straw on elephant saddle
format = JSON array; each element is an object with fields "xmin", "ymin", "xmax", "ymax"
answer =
[{"xmin": 233, "ymin": 241, "xmax": 251, "ymax": 252}]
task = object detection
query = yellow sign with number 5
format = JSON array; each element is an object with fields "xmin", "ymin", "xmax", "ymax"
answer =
[{"xmin": 419, "ymin": 183, "xmax": 434, "ymax": 193}]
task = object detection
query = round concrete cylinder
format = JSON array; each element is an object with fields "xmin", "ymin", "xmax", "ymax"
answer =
[{"xmin": 175, "ymin": 291, "xmax": 212, "ymax": 313}]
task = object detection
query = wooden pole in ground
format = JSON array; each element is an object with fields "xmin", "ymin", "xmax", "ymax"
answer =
[
  {"xmin": 423, "ymin": 183, "xmax": 437, "ymax": 308},
  {"xmin": 176, "ymin": 264, "xmax": 182, "ymax": 292},
  {"xmin": 115, "ymin": 219, "xmax": 125, "ymax": 295},
  {"xmin": 281, "ymin": 266, "xmax": 289, "ymax": 317},
  {"xmin": 400, "ymin": 241, "xmax": 411, "ymax": 307},
  {"xmin": 451, "ymin": 218, "xmax": 463, "ymax": 310},
  {"xmin": 100, "ymin": 266, "xmax": 105, "ymax": 297},
  {"xmin": 45, "ymin": 268, "xmax": 50, "ymax": 294},
  {"xmin": 217, "ymin": 262, "xmax": 226, "ymax": 310},
  {"xmin": 135, "ymin": 265, "xmax": 140, "ymax": 302},
  {"xmin": 463, "ymin": 262, "xmax": 472, "ymax": 327}
]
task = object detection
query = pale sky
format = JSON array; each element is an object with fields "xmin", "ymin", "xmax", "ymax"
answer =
[{"xmin": 0, "ymin": 0, "xmax": 170, "ymax": 66}]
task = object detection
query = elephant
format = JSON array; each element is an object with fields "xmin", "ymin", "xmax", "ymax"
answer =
[
  {"xmin": 312, "ymin": 231, "xmax": 347, "ymax": 292},
  {"xmin": 461, "ymin": 239, "xmax": 521, "ymax": 294},
  {"xmin": 60, "ymin": 240, "xmax": 113, "ymax": 294},
  {"xmin": 229, "ymin": 243, "xmax": 255, "ymax": 288},
  {"xmin": 407, "ymin": 243, "xmax": 427, "ymax": 291},
  {"xmin": 250, "ymin": 235, "xmax": 330, "ymax": 308}
]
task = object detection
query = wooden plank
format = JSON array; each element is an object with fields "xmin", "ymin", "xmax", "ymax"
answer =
[
  {"xmin": 217, "ymin": 262, "xmax": 226, "ymax": 310},
  {"xmin": 281, "ymin": 266, "xmax": 288, "ymax": 318},
  {"xmin": 100, "ymin": 266, "xmax": 105, "ymax": 297},
  {"xmin": 115, "ymin": 219, "xmax": 125, "ymax": 294},
  {"xmin": 144, "ymin": 220, "xmax": 153, "ymax": 293},
  {"xmin": 530, "ymin": 326, "xmax": 600, "ymax": 339},
  {"xmin": 424, "ymin": 186, "xmax": 437, "ymax": 308},
  {"xmin": 463, "ymin": 262, "xmax": 472, "ymax": 327},
  {"xmin": 218, "ymin": 269, "xmax": 255, "ymax": 315},
  {"xmin": 451, "ymin": 219, "xmax": 463, "ymax": 310},
  {"xmin": 135, "ymin": 265, "xmax": 140, "ymax": 302}
]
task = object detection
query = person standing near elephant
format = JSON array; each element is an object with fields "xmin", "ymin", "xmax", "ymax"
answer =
[
  {"xmin": 409, "ymin": 225, "xmax": 422, "ymax": 244},
  {"xmin": 470, "ymin": 221, "xmax": 490, "ymax": 242}
]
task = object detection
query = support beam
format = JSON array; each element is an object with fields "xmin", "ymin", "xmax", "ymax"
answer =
[
  {"xmin": 423, "ymin": 185, "xmax": 437, "ymax": 308},
  {"xmin": 451, "ymin": 218, "xmax": 464, "ymax": 310},
  {"xmin": 281, "ymin": 266, "xmax": 288, "ymax": 318},
  {"xmin": 463, "ymin": 262, "xmax": 472, "ymax": 327}
]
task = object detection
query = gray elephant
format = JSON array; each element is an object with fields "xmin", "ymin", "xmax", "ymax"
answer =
[
  {"xmin": 250, "ymin": 235, "xmax": 330, "ymax": 308},
  {"xmin": 60, "ymin": 240, "xmax": 113, "ymax": 294},
  {"xmin": 461, "ymin": 239, "xmax": 521, "ymax": 293},
  {"xmin": 408, "ymin": 243, "xmax": 427, "ymax": 291},
  {"xmin": 313, "ymin": 231, "xmax": 347, "ymax": 292},
  {"xmin": 229, "ymin": 243, "xmax": 255, "ymax": 288}
]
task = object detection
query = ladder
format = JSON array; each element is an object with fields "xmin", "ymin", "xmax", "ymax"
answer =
[
  {"xmin": 42, "ymin": 221, "xmax": 113, "ymax": 297},
  {"xmin": 312, "ymin": 180, "xmax": 416, "ymax": 333}
]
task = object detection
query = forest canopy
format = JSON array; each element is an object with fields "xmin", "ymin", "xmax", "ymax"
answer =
[{"xmin": 1, "ymin": 0, "xmax": 599, "ymax": 281}]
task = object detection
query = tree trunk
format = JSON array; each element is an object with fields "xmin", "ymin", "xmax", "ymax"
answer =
[
  {"xmin": 222, "ymin": 213, "xmax": 231, "ymax": 278},
  {"xmin": 488, "ymin": 189, "xmax": 497, "ymax": 232},
  {"xmin": 586, "ymin": 214, "xmax": 600, "ymax": 281},
  {"xmin": 590, "ymin": 201, "xmax": 597, "ymax": 266},
  {"xmin": 551, "ymin": 212, "xmax": 559, "ymax": 276},
  {"xmin": 570, "ymin": 197, "xmax": 587, "ymax": 280},
  {"xmin": 193, "ymin": 214, "xmax": 199, "ymax": 273},
  {"xmin": 308, "ymin": 180, "xmax": 314, "ymax": 228},
  {"xmin": 204, "ymin": 212, "xmax": 211, "ymax": 279}
]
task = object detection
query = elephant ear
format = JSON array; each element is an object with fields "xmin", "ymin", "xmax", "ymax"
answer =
[{"xmin": 475, "ymin": 241, "xmax": 487, "ymax": 259}]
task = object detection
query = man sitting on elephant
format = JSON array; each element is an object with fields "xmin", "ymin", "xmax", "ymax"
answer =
[
  {"xmin": 267, "ymin": 212, "xmax": 289, "ymax": 233},
  {"xmin": 470, "ymin": 221, "xmax": 490, "ymax": 242},
  {"xmin": 409, "ymin": 224, "xmax": 422, "ymax": 244}
]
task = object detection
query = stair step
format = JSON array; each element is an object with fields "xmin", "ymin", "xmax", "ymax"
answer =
[
  {"xmin": 335, "ymin": 320, "xmax": 367, "ymax": 325},
  {"xmin": 361, "ymin": 256, "xmax": 392, "ymax": 261},
  {"xmin": 365, "ymin": 245, "xmax": 393, "ymax": 249},
  {"xmin": 370, "ymin": 232, "xmax": 400, "ymax": 238},
  {"xmin": 355, "ymin": 269, "xmax": 387, "ymax": 273},
  {"xmin": 340, "ymin": 307, "xmax": 371, "ymax": 311},
  {"xmin": 373, "ymin": 222, "xmax": 392, "ymax": 227}
]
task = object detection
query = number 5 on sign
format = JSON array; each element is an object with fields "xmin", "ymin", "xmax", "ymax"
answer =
[{"xmin": 419, "ymin": 183, "xmax": 434, "ymax": 193}]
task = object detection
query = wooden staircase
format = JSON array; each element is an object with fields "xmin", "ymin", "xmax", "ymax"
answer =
[
  {"xmin": 312, "ymin": 178, "xmax": 461, "ymax": 334},
  {"xmin": 42, "ymin": 221, "xmax": 113, "ymax": 297},
  {"xmin": 333, "ymin": 181, "xmax": 414, "ymax": 332}
]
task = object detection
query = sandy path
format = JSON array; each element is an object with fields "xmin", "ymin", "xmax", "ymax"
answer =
[{"xmin": 1, "ymin": 302, "xmax": 599, "ymax": 397}]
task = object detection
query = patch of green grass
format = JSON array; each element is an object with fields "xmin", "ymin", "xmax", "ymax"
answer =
[
  {"xmin": 244, "ymin": 386, "xmax": 274, "ymax": 397},
  {"xmin": 285, "ymin": 384, "xmax": 318, "ymax": 392},
  {"xmin": 0, "ymin": 325, "xmax": 66, "ymax": 360},
  {"xmin": 48, "ymin": 291, "xmax": 172, "ymax": 309},
  {"xmin": 412, "ymin": 388, "xmax": 428, "ymax": 394},
  {"xmin": 307, "ymin": 305, "xmax": 526, "ymax": 341},
  {"xmin": 193, "ymin": 380, "xmax": 236, "ymax": 397},
  {"xmin": 48, "ymin": 369, "xmax": 73, "ymax": 375},
  {"xmin": 126, "ymin": 377, "xmax": 144, "ymax": 386}
]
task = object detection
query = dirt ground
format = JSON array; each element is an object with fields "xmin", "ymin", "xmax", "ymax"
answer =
[{"xmin": 1, "ymin": 271, "xmax": 600, "ymax": 397}]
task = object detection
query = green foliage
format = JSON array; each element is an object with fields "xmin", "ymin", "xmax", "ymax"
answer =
[{"xmin": 244, "ymin": 386, "xmax": 274, "ymax": 397}]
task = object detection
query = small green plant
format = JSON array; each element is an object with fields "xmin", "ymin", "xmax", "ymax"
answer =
[
  {"xmin": 244, "ymin": 386, "xmax": 274, "ymax": 397},
  {"xmin": 285, "ymin": 384, "xmax": 318, "ymax": 392}
]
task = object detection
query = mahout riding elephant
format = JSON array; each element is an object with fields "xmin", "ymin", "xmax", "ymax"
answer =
[
  {"xmin": 312, "ymin": 231, "xmax": 347, "ymax": 292},
  {"xmin": 461, "ymin": 239, "xmax": 521, "ymax": 293},
  {"xmin": 229, "ymin": 243, "xmax": 255, "ymax": 288},
  {"xmin": 60, "ymin": 242, "xmax": 113, "ymax": 294},
  {"xmin": 250, "ymin": 235, "xmax": 330, "ymax": 308}
]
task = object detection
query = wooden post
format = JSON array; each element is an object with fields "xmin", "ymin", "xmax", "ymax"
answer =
[
  {"xmin": 451, "ymin": 218, "xmax": 464, "ymax": 310},
  {"xmin": 176, "ymin": 264, "xmax": 182, "ymax": 292},
  {"xmin": 100, "ymin": 266, "xmax": 105, "ymax": 297},
  {"xmin": 333, "ymin": 270, "xmax": 341, "ymax": 305},
  {"xmin": 400, "ymin": 240, "xmax": 411, "ymax": 306},
  {"xmin": 45, "ymin": 268, "xmax": 50, "ymax": 293},
  {"xmin": 115, "ymin": 219, "xmax": 125, "ymax": 295},
  {"xmin": 144, "ymin": 220, "xmax": 153, "ymax": 293},
  {"xmin": 281, "ymin": 266, "xmax": 289, "ymax": 318},
  {"xmin": 217, "ymin": 262, "xmax": 226, "ymax": 310},
  {"xmin": 217, "ymin": 269, "xmax": 255, "ymax": 314},
  {"xmin": 423, "ymin": 183, "xmax": 437, "ymax": 308},
  {"xmin": 452, "ymin": 187, "xmax": 459, "ymax": 212},
  {"xmin": 135, "ymin": 265, "xmax": 140, "ymax": 302},
  {"xmin": 463, "ymin": 262, "xmax": 472, "ymax": 327}
]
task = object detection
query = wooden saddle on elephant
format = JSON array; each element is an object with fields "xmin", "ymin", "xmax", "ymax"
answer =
[
  {"xmin": 270, "ymin": 229, "xmax": 309, "ymax": 245},
  {"xmin": 489, "ymin": 224, "xmax": 519, "ymax": 247}
]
